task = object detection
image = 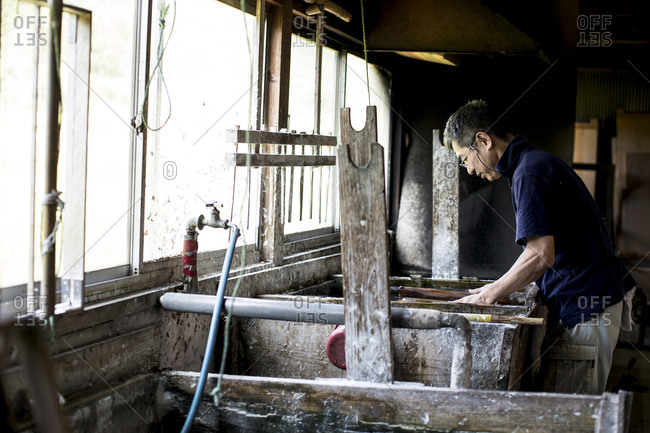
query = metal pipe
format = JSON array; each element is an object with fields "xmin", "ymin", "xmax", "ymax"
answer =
[
  {"xmin": 160, "ymin": 293, "xmax": 472, "ymax": 388},
  {"xmin": 42, "ymin": 0, "xmax": 63, "ymax": 316},
  {"xmin": 442, "ymin": 313, "xmax": 472, "ymax": 389}
]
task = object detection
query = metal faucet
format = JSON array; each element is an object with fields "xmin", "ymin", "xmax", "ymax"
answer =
[{"xmin": 182, "ymin": 202, "xmax": 230, "ymax": 292}]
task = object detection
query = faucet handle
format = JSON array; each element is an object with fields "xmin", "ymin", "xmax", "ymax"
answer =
[{"xmin": 206, "ymin": 201, "xmax": 223, "ymax": 209}]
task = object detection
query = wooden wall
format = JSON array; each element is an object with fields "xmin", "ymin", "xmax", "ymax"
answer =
[{"xmin": 1, "ymin": 248, "xmax": 340, "ymax": 431}]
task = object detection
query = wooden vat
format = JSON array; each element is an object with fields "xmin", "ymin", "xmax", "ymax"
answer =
[
  {"xmin": 157, "ymin": 278, "xmax": 633, "ymax": 433},
  {"xmin": 229, "ymin": 277, "xmax": 542, "ymax": 391}
]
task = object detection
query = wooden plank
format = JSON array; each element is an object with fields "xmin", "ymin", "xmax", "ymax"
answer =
[
  {"xmin": 620, "ymin": 153, "xmax": 650, "ymax": 255},
  {"xmin": 163, "ymin": 372, "xmax": 625, "ymax": 433},
  {"xmin": 224, "ymin": 153, "xmax": 336, "ymax": 167},
  {"xmin": 573, "ymin": 118, "xmax": 598, "ymax": 198},
  {"xmin": 596, "ymin": 392, "xmax": 633, "ymax": 433},
  {"xmin": 3, "ymin": 325, "xmax": 161, "ymax": 408},
  {"xmin": 225, "ymin": 129, "xmax": 337, "ymax": 146},
  {"xmin": 254, "ymin": 0, "xmax": 265, "ymax": 132},
  {"xmin": 339, "ymin": 106, "xmax": 377, "ymax": 168},
  {"xmin": 393, "ymin": 300, "xmax": 528, "ymax": 316},
  {"xmin": 397, "ymin": 300, "xmax": 543, "ymax": 325},
  {"xmin": 431, "ymin": 129, "xmax": 460, "ymax": 279},
  {"xmin": 399, "ymin": 286, "xmax": 473, "ymax": 301},
  {"xmin": 333, "ymin": 274, "xmax": 492, "ymax": 290},
  {"xmin": 65, "ymin": 373, "xmax": 158, "ymax": 432},
  {"xmin": 614, "ymin": 109, "xmax": 650, "ymax": 245},
  {"xmin": 337, "ymin": 112, "xmax": 393, "ymax": 382}
]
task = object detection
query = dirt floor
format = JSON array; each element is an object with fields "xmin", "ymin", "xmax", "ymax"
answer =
[{"xmin": 606, "ymin": 330, "xmax": 650, "ymax": 432}]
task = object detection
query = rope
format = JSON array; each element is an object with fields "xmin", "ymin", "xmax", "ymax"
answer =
[
  {"xmin": 41, "ymin": 190, "xmax": 64, "ymax": 256},
  {"xmin": 359, "ymin": 0, "xmax": 371, "ymax": 105}
]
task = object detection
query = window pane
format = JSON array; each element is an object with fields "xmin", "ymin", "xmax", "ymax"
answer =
[
  {"xmin": 1, "ymin": 2, "xmax": 93, "ymax": 288},
  {"xmin": 0, "ymin": 0, "xmax": 41, "ymax": 287},
  {"xmin": 320, "ymin": 46, "xmax": 337, "ymax": 136},
  {"xmin": 284, "ymin": 38, "xmax": 337, "ymax": 234},
  {"xmin": 143, "ymin": 0, "xmax": 259, "ymax": 261},
  {"xmin": 68, "ymin": 0, "xmax": 136, "ymax": 271},
  {"xmin": 288, "ymin": 36, "xmax": 316, "ymax": 133},
  {"xmin": 345, "ymin": 53, "xmax": 391, "ymax": 148}
]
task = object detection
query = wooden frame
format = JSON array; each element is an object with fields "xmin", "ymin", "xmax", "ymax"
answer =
[{"xmin": 164, "ymin": 371, "xmax": 634, "ymax": 433}]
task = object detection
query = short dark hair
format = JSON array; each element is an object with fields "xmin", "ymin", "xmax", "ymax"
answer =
[{"xmin": 443, "ymin": 100, "xmax": 509, "ymax": 149}]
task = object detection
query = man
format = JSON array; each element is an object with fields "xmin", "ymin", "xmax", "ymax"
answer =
[{"xmin": 443, "ymin": 99, "xmax": 629, "ymax": 394}]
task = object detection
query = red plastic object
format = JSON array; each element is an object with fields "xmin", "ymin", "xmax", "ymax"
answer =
[
  {"xmin": 182, "ymin": 239, "xmax": 198, "ymax": 277},
  {"xmin": 326, "ymin": 325, "xmax": 346, "ymax": 370}
]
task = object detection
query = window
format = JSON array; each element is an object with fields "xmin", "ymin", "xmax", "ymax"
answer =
[
  {"xmin": 0, "ymin": 0, "xmax": 91, "ymax": 312},
  {"xmin": 284, "ymin": 36, "xmax": 339, "ymax": 235},
  {"xmin": 143, "ymin": 0, "xmax": 258, "ymax": 261},
  {"xmin": 66, "ymin": 0, "xmax": 138, "ymax": 273},
  {"xmin": 0, "ymin": 0, "xmax": 392, "ymax": 306}
]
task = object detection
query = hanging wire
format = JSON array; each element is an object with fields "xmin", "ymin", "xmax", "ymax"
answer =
[
  {"xmin": 359, "ymin": 0, "xmax": 371, "ymax": 105},
  {"xmin": 140, "ymin": 0, "xmax": 176, "ymax": 131}
]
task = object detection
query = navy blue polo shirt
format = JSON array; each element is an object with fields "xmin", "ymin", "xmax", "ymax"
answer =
[{"xmin": 496, "ymin": 136, "xmax": 625, "ymax": 327}]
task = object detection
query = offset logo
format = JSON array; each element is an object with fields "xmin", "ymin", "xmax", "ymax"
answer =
[
  {"xmin": 163, "ymin": 161, "xmax": 177, "ymax": 180},
  {"xmin": 577, "ymin": 15, "xmax": 613, "ymax": 47},
  {"xmin": 292, "ymin": 15, "xmax": 327, "ymax": 47},
  {"xmin": 14, "ymin": 15, "xmax": 47, "ymax": 46}
]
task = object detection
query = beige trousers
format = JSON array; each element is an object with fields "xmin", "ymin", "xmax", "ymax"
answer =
[{"xmin": 541, "ymin": 301, "xmax": 622, "ymax": 394}]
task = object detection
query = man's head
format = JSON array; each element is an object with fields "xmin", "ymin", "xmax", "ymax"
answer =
[{"xmin": 443, "ymin": 100, "xmax": 510, "ymax": 181}]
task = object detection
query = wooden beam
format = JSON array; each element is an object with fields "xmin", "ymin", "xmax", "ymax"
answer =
[
  {"xmin": 338, "ymin": 107, "xmax": 393, "ymax": 383},
  {"xmin": 254, "ymin": 0, "xmax": 266, "ymax": 131},
  {"xmin": 259, "ymin": 0, "xmax": 293, "ymax": 266},
  {"xmin": 265, "ymin": 1, "xmax": 292, "ymax": 130},
  {"xmin": 163, "ymin": 372, "xmax": 633, "ymax": 433},
  {"xmin": 431, "ymin": 129, "xmax": 460, "ymax": 279},
  {"xmin": 225, "ymin": 128, "xmax": 337, "ymax": 146},
  {"xmin": 225, "ymin": 153, "xmax": 335, "ymax": 167}
]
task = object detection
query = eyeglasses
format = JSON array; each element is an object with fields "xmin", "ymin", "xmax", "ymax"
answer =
[{"xmin": 459, "ymin": 144, "xmax": 476, "ymax": 168}]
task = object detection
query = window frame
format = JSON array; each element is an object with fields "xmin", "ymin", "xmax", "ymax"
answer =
[{"xmin": 1, "ymin": 0, "xmax": 395, "ymax": 312}]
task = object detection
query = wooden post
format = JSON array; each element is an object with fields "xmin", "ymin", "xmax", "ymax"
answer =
[
  {"xmin": 259, "ymin": 0, "xmax": 292, "ymax": 266},
  {"xmin": 431, "ymin": 129, "xmax": 460, "ymax": 280},
  {"xmin": 338, "ymin": 106, "xmax": 393, "ymax": 383}
]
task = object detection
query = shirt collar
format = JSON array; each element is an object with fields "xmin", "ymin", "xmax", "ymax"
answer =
[{"xmin": 496, "ymin": 135, "xmax": 533, "ymax": 179}]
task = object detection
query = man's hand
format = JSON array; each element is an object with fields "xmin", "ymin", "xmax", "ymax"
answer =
[
  {"xmin": 452, "ymin": 235, "xmax": 554, "ymax": 306},
  {"xmin": 453, "ymin": 283, "xmax": 498, "ymax": 305}
]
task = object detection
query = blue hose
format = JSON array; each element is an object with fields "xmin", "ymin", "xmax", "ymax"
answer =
[{"xmin": 181, "ymin": 224, "xmax": 240, "ymax": 433}]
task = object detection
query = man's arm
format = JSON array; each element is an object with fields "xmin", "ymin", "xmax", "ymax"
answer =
[{"xmin": 454, "ymin": 235, "xmax": 555, "ymax": 305}]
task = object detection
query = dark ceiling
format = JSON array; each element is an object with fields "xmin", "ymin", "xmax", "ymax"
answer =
[{"xmin": 322, "ymin": 0, "xmax": 650, "ymax": 70}]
